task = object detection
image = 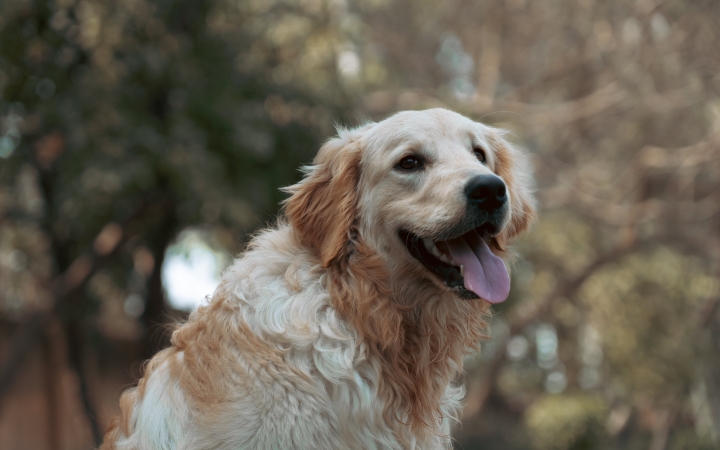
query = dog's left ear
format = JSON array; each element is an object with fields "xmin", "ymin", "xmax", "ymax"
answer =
[
  {"xmin": 283, "ymin": 128, "xmax": 367, "ymax": 268},
  {"xmin": 491, "ymin": 133, "xmax": 537, "ymax": 248}
]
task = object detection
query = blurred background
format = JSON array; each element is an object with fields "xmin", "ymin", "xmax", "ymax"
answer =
[{"xmin": 1, "ymin": 0, "xmax": 719, "ymax": 448}]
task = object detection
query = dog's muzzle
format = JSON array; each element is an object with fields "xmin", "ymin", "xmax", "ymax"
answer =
[{"xmin": 399, "ymin": 174, "xmax": 511, "ymax": 303}]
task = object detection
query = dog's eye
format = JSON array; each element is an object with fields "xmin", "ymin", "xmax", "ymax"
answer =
[
  {"xmin": 473, "ymin": 147, "xmax": 487, "ymax": 163},
  {"xmin": 395, "ymin": 155, "xmax": 424, "ymax": 172}
]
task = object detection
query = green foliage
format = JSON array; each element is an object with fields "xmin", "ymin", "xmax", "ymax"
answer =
[
  {"xmin": 581, "ymin": 249, "xmax": 717, "ymax": 399},
  {"xmin": 525, "ymin": 394, "xmax": 609, "ymax": 450},
  {"xmin": 0, "ymin": 0, "xmax": 348, "ymax": 332}
]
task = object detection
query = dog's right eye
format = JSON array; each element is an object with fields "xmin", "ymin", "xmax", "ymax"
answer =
[{"xmin": 395, "ymin": 156, "xmax": 424, "ymax": 172}]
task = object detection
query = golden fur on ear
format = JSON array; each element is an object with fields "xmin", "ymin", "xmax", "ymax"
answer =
[
  {"xmin": 283, "ymin": 131, "xmax": 364, "ymax": 267},
  {"xmin": 491, "ymin": 133, "xmax": 537, "ymax": 249}
]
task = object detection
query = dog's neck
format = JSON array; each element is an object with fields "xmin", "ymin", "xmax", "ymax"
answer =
[{"xmin": 326, "ymin": 238, "xmax": 490, "ymax": 437}]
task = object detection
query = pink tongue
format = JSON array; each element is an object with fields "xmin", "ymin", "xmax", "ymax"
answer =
[{"xmin": 445, "ymin": 233, "xmax": 510, "ymax": 304}]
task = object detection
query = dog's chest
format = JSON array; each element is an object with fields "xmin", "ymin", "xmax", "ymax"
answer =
[
  {"xmin": 202, "ymin": 253, "xmax": 457, "ymax": 449},
  {"xmin": 285, "ymin": 340, "xmax": 451, "ymax": 450}
]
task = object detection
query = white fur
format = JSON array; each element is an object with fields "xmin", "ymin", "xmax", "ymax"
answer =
[
  {"xmin": 116, "ymin": 225, "xmax": 460, "ymax": 449},
  {"xmin": 115, "ymin": 353, "xmax": 190, "ymax": 450}
]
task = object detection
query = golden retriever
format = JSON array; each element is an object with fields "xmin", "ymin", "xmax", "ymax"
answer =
[{"xmin": 101, "ymin": 108, "xmax": 536, "ymax": 450}]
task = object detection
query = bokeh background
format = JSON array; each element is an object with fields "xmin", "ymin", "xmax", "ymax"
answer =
[{"xmin": 1, "ymin": 0, "xmax": 719, "ymax": 448}]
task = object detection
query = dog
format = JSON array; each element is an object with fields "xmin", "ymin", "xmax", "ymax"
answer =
[{"xmin": 101, "ymin": 108, "xmax": 536, "ymax": 450}]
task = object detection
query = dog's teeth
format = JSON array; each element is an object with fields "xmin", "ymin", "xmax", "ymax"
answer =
[
  {"xmin": 423, "ymin": 238, "xmax": 434, "ymax": 250},
  {"xmin": 460, "ymin": 264, "xmax": 464, "ymax": 277},
  {"xmin": 423, "ymin": 238, "xmax": 446, "ymax": 260},
  {"xmin": 422, "ymin": 237, "xmax": 459, "ymax": 266}
]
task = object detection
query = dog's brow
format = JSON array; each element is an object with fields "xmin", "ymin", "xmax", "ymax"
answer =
[
  {"xmin": 468, "ymin": 130, "xmax": 484, "ymax": 145},
  {"xmin": 470, "ymin": 133, "xmax": 492, "ymax": 151},
  {"xmin": 386, "ymin": 134, "xmax": 422, "ymax": 150},
  {"xmin": 387, "ymin": 139, "xmax": 425, "ymax": 157}
]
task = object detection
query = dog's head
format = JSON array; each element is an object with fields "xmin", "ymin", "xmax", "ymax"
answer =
[{"xmin": 284, "ymin": 109, "xmax": 535, "ymax": 303}]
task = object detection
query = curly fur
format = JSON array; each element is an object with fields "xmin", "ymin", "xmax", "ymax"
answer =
[{"xmin": 101, "ymin": 109, "xmax": 535, "ymax": 450}]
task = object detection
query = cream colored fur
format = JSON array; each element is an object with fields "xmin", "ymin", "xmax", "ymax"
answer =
[{"xmin": 101, "ymin": 109, "xmax": 536, "ymax": 450}]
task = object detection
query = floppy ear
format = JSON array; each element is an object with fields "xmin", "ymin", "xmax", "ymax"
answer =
[
  {"xmin": 491, "ymin": 133, "xmax": 537, "ymax": 248},
  {"xmin": 282, "ymin": 131, "xmax": 364, "ymax": 267}
]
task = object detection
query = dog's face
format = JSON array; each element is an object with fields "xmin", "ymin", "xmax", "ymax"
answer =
[{"xmin": 284, "ymin": 109, "xmax": 535, "ymax": 303}]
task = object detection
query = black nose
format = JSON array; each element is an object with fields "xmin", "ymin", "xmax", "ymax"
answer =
[{"xmin": 465, "ymin": 174, "xmax": 507, "ymax": 211}]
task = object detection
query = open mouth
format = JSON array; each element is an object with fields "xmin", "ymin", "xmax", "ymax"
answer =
[{"xmin": 399, "ymin": 226, "xmax": 510, "ymax": 303}]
